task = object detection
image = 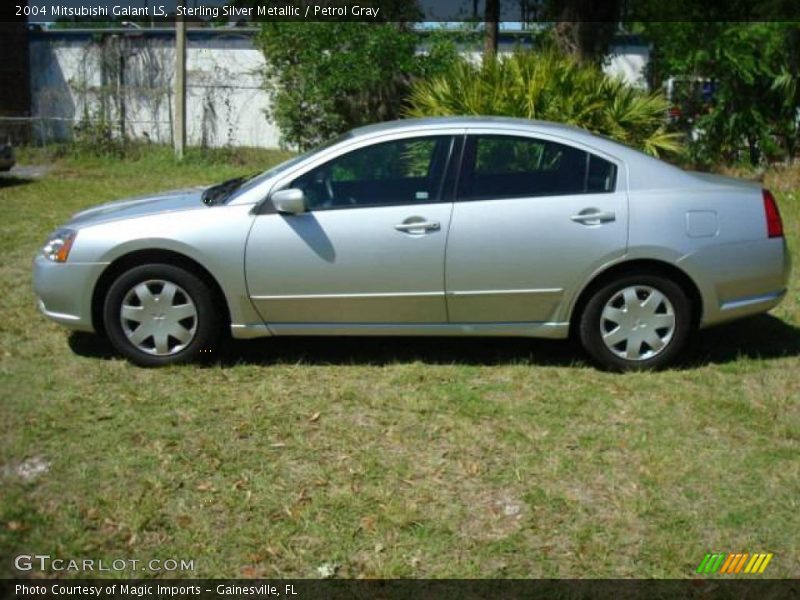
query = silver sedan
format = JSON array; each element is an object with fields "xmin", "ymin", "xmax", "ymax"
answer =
[{"xmin": 33, "ymin": 117, "xmax": 791, "ymax": 370}]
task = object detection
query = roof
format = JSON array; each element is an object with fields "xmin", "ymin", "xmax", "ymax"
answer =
[
  {"xmin": 351, "ymin": 115, "xmax": 585, "ymax": 136},
  {"xmin": 350, "ymin": 116, "xmax": 635, "ymax": 159},
  {"xmin": 350, "ymin": 116, "xmax": 693, "ymax": 191}
]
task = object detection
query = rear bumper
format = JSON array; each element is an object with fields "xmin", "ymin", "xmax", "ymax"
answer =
[
  {"xmin": 33, "ymin": 255, "xmax": 108, "ymax": 332},
  {"xmin": 685, "ymin": 237, "xmax": 791, "ymax": 328},
  {"xmin": 716, "ymin": 288, "xmax": 787, "ymax": 322}
]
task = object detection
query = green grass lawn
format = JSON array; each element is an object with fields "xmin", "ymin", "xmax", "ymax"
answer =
[{"xmin": 1, "ymin": 148, "xmax": 798, "ymax": 579}]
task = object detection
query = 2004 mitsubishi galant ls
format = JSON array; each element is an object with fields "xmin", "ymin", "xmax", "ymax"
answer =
[{"xmin": 33, "ymin": 117, "xmax": 790, "ymax": 370}]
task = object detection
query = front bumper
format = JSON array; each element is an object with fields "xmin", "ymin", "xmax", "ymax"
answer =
[{"xmin": 33, "ymin": 255, "xmax": 108, "ymax": 332}]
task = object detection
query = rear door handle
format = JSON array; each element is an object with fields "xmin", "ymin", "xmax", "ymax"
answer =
[
  {"xmin": 571, "ymin": 210, "xmax": 616, "ymax": 225},
  {"xmin": 395, "ymin": 221, "xmax": 441, "ymax": 233}
]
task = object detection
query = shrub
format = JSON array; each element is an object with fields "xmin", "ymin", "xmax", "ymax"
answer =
[
  {"xmin": 642, "ymin": 22, "xmax": 800, "ymax": 167},
  {"xmin": 257, "ymin": 23, "xmax": 459, "ymax": 150},
  {"xmin": 405, "ymin": 50, "xmax": 682, "ymax": 158},
  {"xmin": 73, "ymin": 115, "xmax": 129, "ymax": 158}
]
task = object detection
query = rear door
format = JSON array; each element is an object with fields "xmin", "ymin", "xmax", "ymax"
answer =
[{"xmin": 445, "ymin": 132, "xmax": 628, "ymax": 323}]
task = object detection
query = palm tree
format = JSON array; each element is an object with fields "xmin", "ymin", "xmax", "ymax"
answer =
[{"xmin": 405, "ymin": 50, "xmax": 682, "ymax": 157}]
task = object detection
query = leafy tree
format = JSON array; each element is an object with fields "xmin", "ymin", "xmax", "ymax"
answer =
[
  {"xmin": 257, "ymin": 22, "xmax": 458, "ymax": 150},
  {"xmin": 405, "ymin": 49, "xmax": 682, "ymax": 157},
  {"xmin": 641, "ymin": 21, "xmax": 800, "ymax": 166}
]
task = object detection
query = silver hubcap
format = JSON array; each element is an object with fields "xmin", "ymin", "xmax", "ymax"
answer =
[
  {"xmin": 600, "ymin": 285, "xmax": 676, "ymax": 361},
  {"xmin": 120, "ymin": 280, "xmax": 198, "ymax": 356}
]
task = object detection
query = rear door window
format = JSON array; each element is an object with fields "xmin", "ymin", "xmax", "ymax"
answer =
[{"xmin": 458, "ymin": 135, "xmax": 616, "ymax": 200}]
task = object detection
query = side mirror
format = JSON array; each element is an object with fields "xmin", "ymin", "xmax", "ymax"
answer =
[{"xmin": 271, "ymin": 188, "xmax": 306, "ymax": 215}]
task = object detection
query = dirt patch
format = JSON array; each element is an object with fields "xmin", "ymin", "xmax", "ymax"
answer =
[
  {"xmin": 459, "ymin": 490, "xmax": 527, "ymax": 541},
  {"xmin": 2, "ymin": 457, "xmax": 51, "ymax": 482},
  {"xmin": 1, "ymin": 165, "xmax": 52, "ymax": 180}
]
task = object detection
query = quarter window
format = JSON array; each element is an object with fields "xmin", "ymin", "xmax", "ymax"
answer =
[
  {"xmin": 290, "ymin": 136, "xmax": 453, "ymax": 210},
  {"xmin": 459, "ymin": 135, "xmax": 616, "ymax": 200}
]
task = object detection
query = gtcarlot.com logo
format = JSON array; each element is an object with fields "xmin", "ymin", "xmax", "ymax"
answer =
[
  {"xmin": 14, "ymin": 554, "xmax": 194, "ymax": 573},
  {"xmin": 696, "ymin": 552, "xmax": 774, "ymax": 575}
]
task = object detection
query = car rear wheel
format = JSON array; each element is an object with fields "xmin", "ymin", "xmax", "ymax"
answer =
[
  {"xmin": 103, "ymin": 264, "xmax": 220, "ymax": 366},
  {"xmin": 579, "ymin": 274, "xmax": 692, "ymax": 371}
]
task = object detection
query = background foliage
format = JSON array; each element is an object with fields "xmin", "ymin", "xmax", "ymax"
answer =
[
  {"xmin": 253, "ymin": 18, "xmax": 800, "ymax": 167},
  {"xmin": 641, "ymin": 22, "xmax": 800, "ymax": 167},
  {"xmin": 405, "ymin": 50, "xmax": 681, "ymax": 158},
  {"xmin": 257, "ymin": 23, "xmax": 459, "ymax": 150}
]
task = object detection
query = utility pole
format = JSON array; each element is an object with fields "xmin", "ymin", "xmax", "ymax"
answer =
[{"xmin": 174, "ymin": 0, "xmax": 186, "ymax": 160}]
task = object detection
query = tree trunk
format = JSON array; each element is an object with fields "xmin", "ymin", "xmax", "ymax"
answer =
[
  {"xmin": 549, "ymin": 0, "xmax": 620, "ymax": 64},
  {"xmin": 748, "ymin": 135, "xmax": 760, "ymax": 166},
  {"xmin": 484, "ymin": 0, "xmax": 500, "ymax": 61}
]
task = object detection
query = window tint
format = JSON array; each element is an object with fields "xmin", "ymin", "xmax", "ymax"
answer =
[
  {"xmin": 587, "ymin": 154, "xmax": 617, "ymax": 193},
  {"xmin": 459, "ymin": 135, "xmax": 616, "ymax": 200},
  {"xmin": 290, "ymin": 136, "xmax": 452, "ymax": 210}
]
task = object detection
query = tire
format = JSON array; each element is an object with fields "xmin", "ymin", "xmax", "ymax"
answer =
[
  {"xmin": 103, "ymin": 263, "xmax": 221, "ymax": 367},
  {"xmin": 579, "ymin": 273, "xmax": 692, "ymax": 371}
]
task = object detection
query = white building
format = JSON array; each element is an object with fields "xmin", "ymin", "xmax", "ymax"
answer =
[{"xmin": 28, "ymin": 27, "xmax": 650, "ymax": 148}]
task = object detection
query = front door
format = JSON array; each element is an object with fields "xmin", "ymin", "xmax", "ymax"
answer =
[{"xmin": 245, "ymin": 135, "xmax": 455, "ymax": 325}]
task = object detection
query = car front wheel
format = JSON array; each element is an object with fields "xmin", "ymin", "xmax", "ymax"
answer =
[
  {"xmin": 579, "ymin": 274, "xmax": 692, "ymax": 371},
  {"xmin": 103, "ymin": 264, "xmax": 220, "ymax": 366}
]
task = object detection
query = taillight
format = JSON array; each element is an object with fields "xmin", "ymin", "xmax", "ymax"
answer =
[{"xmin": 763, "ymin": 189, "xmax": 784, "ymax": 239}]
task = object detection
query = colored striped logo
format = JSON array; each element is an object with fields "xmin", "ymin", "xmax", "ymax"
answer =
[{"xmin": 696, "ymin": 553, "xmax": 773, "ymax": 574}]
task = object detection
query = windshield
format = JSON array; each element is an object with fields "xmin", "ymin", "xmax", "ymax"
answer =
[
  {"xmin": 201, "ymin": 173, "xmax": 258, "ymax": 205},
  {"xmin": 221, "ymin": 132, "xmax": 353, "ymax": 204}
]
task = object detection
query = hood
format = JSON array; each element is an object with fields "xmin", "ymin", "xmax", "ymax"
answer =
[{"xmin": 67, "ymin": 187, "xmax": 207, "ymax": 227}]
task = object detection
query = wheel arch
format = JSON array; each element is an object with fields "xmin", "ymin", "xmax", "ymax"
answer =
[
  {"xmin": 567, "ymin": 259, "xmax": 703, "ymax": 338},
  {"xmin": 91, "ymin": 249, "xmax": 232, "ymax": 335}
]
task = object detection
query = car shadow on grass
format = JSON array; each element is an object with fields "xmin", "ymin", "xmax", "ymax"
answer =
[
  {"xmin": 0, "ymin": 176, "xmax": 35, "ymax": 189},
  {"xmin": 221, "ymin": 335, "xmax": 584, "ymax": 367},
  {"xmin": 67, "ymin": 330, "xmax": 583, "ymax": 367},
  {"xmin": 688, "ymin": 313, "xmax": 800, "ymax": 366},
  {"xmin": 67, "ymin": 314, "xmax": 800, "ymax": 369}
]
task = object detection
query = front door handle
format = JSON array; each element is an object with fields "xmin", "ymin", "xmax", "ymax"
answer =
[
  {"xmin": 395, "ymin": 221, "xmax": 441, "ymax": 233},
  {"xmin": 570, "ymin": 209, "xmax": 616, "ymax": 226}
]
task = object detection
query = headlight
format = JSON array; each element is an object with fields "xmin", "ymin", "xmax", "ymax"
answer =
[{"xmin": 41, "ymin": 228, "xmax": 77, "ymax": 263}]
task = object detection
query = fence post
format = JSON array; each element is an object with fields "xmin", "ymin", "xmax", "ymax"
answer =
[{"xmin": 174, "ymin": 3, "xmax": 186, "ymax": 160}]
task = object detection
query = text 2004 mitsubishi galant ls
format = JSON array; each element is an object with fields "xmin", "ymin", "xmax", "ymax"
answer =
[{"xmin": 33, "ymin": 117, "xmax": 791, "ymax": 370}]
